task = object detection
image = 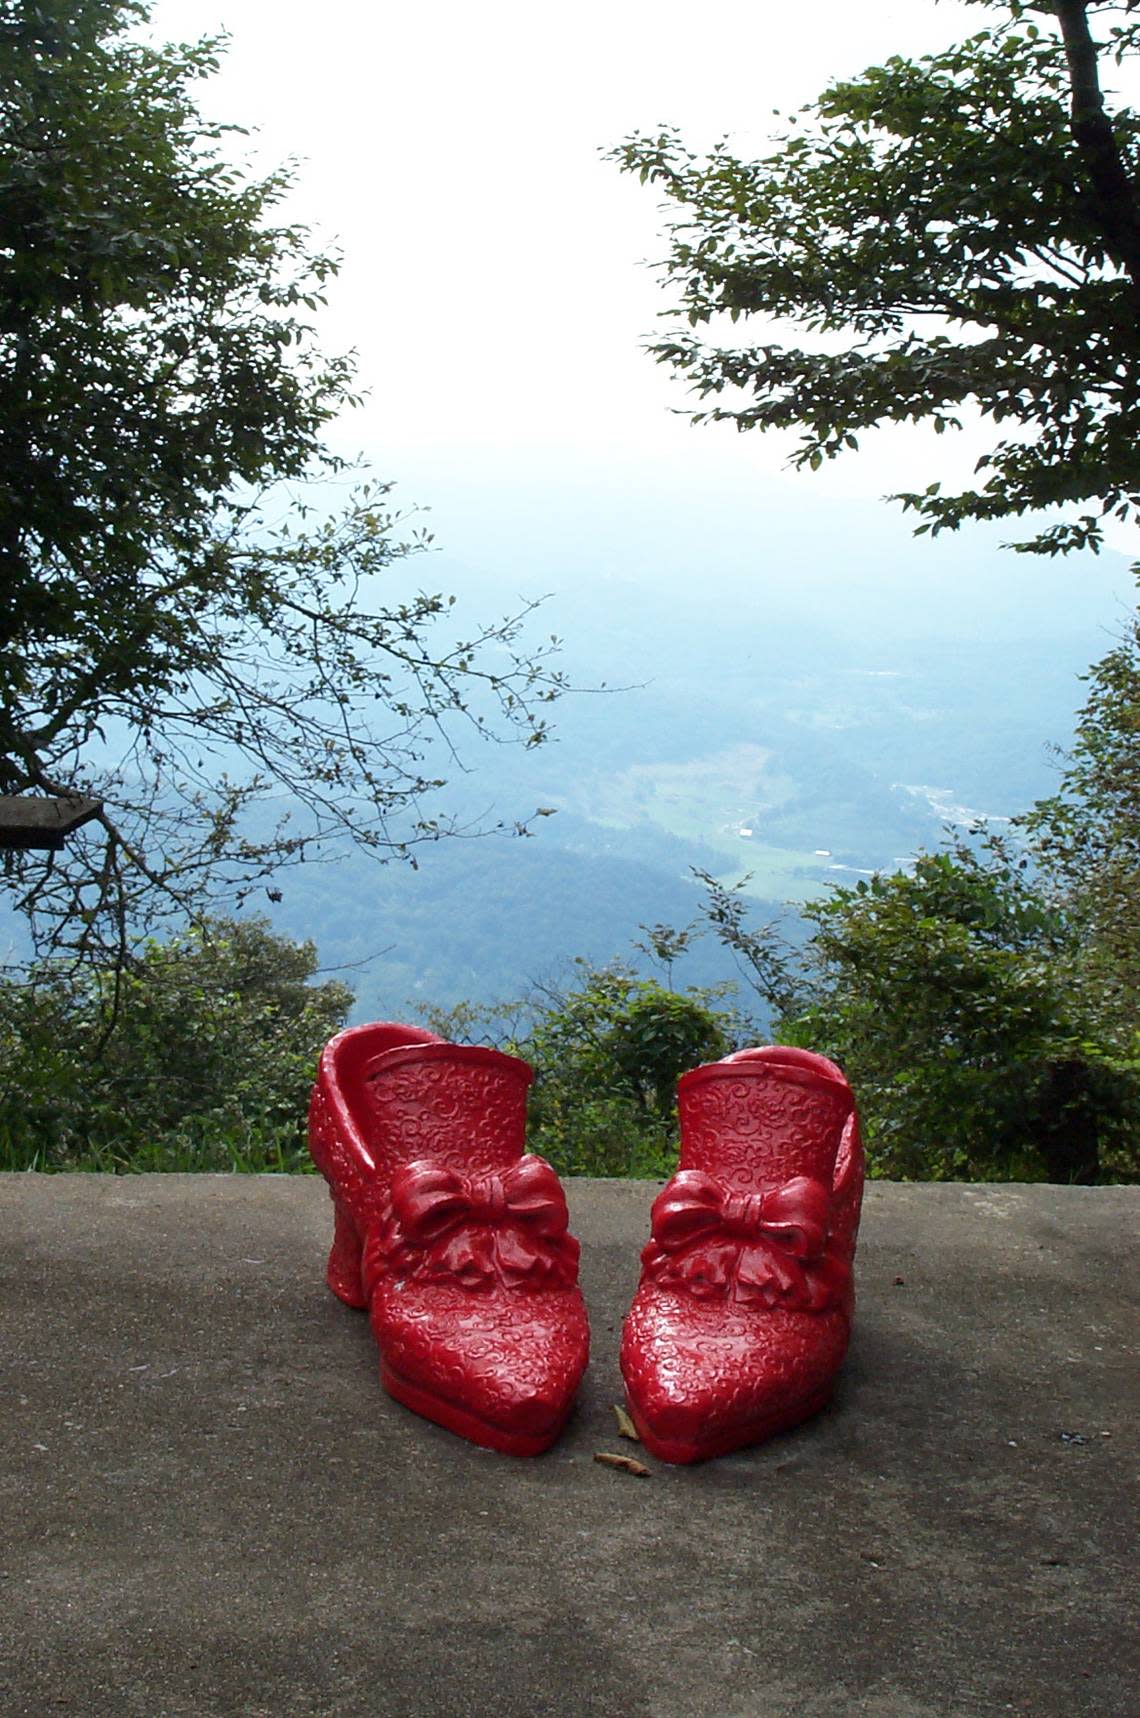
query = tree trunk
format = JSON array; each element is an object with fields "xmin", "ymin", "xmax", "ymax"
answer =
[
  {"xmin": 1034, "ymin": 1057, "xmax": 1101, "ymax": 1185},
  {"xmin": 1052, "ymin": 0, "xmax": 1140, "ymax": 295}
]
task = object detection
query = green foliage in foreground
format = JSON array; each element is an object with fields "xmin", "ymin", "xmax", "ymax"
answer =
[
  {"xmin": 0, "ymin": 918, "xmax": 351, "ymax": 1171},
  {"xmin": 782, "ymin": 844, "xmax": 1139, "ymax": 1184},
  {"xmin": 424, "ymin": 963, "xmax": 738, "ymax": 1180},
  {"xmin": 0, "ymin": 918, "xmax": 737, "ymax": 1178}
]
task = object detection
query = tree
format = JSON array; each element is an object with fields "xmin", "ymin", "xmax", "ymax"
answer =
[
  {"xmin": 683, "ymin": 868, "xmax": 801, "ymax": 1024},
  {"xmin": 1021, "ymin": 603, "xmax": 1140, "ymax": 1031},
  {"xmin": 0, "ymin": 915, "xmax": 353, "ymax": 1169},
  {"xmin": 780, "ymin": 843, "xmax": 1136, "ymax": 1184},
  {"xmin": 672, "ymin": 835, "xmax": 1139, "ymax": 1182},
  {"xmin": 424, "ymin": 961, "xmax": 738, "ymax": 1177},
  {"xmin": 0, "ymin": 0, "xmax": 562, "ymax": 973},
  {"xmin": 528, "ymin": 961, "xmax": 732, "ymax": 1115},
  {"xmin": 610, "ymin": 0, "xmax": 1140, "ymax": 556}
]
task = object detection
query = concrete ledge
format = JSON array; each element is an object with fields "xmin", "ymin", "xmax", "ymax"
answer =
[{"xmin": 1, "ymin": 1176, "xmax": 1135, "ymax": 1718}]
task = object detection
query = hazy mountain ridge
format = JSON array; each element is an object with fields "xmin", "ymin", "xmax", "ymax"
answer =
[
  {"xmin": 268, "ymin": 602, "xmax": 1132, "ymax": 1021},
  {"xmin": 3, "ymin": 467, "xmax": 1132, "ymax": 1022}
]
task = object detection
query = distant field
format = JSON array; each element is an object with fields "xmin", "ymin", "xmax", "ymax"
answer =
[{"xmin": 556, "ymin": 741, "xmax": 878, "ymax": 901}]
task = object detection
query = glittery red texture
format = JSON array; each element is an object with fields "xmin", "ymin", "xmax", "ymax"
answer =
[
  {"xmin": 309, "ymin": 1023, "xmax": 589, "ymax": 1455},
  {"xmin": 620, "ymin": 1045, "xmax": 864, "ymax": 1464}
]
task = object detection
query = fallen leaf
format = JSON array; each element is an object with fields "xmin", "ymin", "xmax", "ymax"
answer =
[
  {"xmin": 612, "ymin": 1403, "xmax": 640, "ymax": 1442},
  {"xmin": 594, "ymin": 1451, "xmax": 650, "ymax": 1478}
]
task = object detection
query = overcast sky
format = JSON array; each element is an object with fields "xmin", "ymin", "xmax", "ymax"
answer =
[{"xmin": 147, "ymin": 0, "xmax": 1139, "ymax": 578}]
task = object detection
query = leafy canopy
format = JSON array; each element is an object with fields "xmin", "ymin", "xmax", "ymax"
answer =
[
  {"xmin": 610, "ymin": 0, "xmax": 1140, "ymax": 556},
  {"xmin": 781, "ymin": 843, "xmax": 1130, "ymax": 1184},
  {"xmin": 0, "ymin": 915, "xmax": 353, "ymax": 1170},
  {"xmin": 0, "ymin": 0, "xmax": 562, "ymax": 970},
  {"xmin": 1021, "ymin": 603, "xmax": 1140, "ymax": 1026}
]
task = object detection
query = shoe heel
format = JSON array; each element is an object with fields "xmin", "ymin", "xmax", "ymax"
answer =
[{"xmin": 327, "ymin": 1200, "xmax": 367, "ymax": 1307}]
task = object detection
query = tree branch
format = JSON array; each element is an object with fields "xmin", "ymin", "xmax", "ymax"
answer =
[{"xmin": 1052, "ymin": 0, "xmax": 1140, "ymax": 294}]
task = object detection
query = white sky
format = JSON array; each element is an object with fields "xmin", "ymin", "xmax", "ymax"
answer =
[
  {"xmin": 148, "ymin": 6, "xmax": 983, "ymax": 485},
  {"xmin": 148, "ymin": 0, "xmax": 1139, "ymax": 559}
]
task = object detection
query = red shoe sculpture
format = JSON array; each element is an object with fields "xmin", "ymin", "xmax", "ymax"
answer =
[
  {"xmin": 620, "ymin": 1045, "xmax": 864, "ymax": 1464},
  {"xmin": 309, "ymin": 1023, "xmax": 589, "ymax": 1456}
]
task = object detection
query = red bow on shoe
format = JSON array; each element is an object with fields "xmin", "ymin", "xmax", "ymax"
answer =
[
  {"xmin": 642, "ymin": 1170, "xmax": 848, "ymax": 1311},
  {"xmin": 365, "ymin": 1155, "xmax": 580, "ymax": 1294}
]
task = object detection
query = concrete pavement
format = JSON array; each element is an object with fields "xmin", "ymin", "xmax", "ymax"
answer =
[{"xmin": 1, "ymin": 1176, "xmax": 1136, "ymax": 1718}]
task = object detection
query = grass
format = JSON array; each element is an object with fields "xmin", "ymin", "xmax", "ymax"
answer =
[
  {"xmin": 0, "ymin": 1121, "xmax": 317, "ymax": 1175},
  {"xmin": 1, "ymin": 1104, "xmax": 679, "ymax": 1180}
]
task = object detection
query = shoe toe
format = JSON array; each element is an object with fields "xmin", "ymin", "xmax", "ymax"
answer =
[
  {"xmin": 373, "ymin": 1280, "xmax": 589, "ymax": 1452},
  {"xmin": 621, "ymin": 1285, "xmax": 849, "ymax": 1462}
]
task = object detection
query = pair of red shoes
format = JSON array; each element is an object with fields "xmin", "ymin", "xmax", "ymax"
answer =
[{"xmin": 309, "ymin": 1024, "xmax": 864, "ymax": 1464}]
